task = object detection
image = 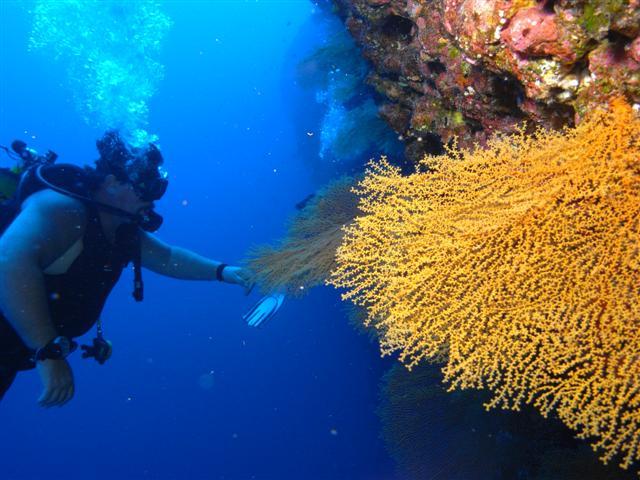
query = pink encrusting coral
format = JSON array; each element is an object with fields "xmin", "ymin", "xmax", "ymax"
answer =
[
  {"xmin": 501, "ymin": 6, "xmax": 578, "ymax": 62},
  {"xmin": 332, "ymin": 0, "xmax": 640, "ymax": 162}
]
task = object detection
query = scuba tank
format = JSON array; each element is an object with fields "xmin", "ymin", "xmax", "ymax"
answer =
[
  {"xmin": 0, "ymin": 140, "xmax": 58, "ymax": 233},
  {"xmin": 0, "ymin": 168, "xmax": 20, "ymax": 203},
  {"xmin": 0, "ymin": 140, "xmax": 114, "ymax": 365},
  {"xmin": 0, "ymin": 140, "xmax": 58, "ymax": 200}
]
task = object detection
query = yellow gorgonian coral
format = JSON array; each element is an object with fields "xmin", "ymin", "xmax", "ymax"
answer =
[{"xmin": 328, "ymin": 99, "xmax": 640, "ymax": 471}]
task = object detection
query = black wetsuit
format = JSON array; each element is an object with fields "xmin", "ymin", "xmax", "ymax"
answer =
[{"xmin": 0, "ymin": 165, "xmax": 139, "ymax": 400}]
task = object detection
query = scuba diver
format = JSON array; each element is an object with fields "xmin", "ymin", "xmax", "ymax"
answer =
[{"xmin": 0, "ymin": 131, "xmax": 255, "ymax": 407}]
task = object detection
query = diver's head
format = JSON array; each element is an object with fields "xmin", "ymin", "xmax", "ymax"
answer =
[
  {"xmin": 92, "ymin": 130, "xmax": 168, "ymax": 231},
  {"xmin": 95, "ymin": 130, "xmax": 168, "ymax": 202}
]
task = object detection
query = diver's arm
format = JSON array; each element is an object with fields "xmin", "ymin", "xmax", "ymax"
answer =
[
  {"xmin": 0, "ymin": 189, "xmax": 86, "ymax": 349},
  {"xmin": 140, "ymin": 233, "xmax": 253, "ymax": 292},
  {"xmin": 140, "ymin": 232, "xmax": 225, "ymax": 280},
  {"xmin": 0, "ymin": 189, "xmax": 83, "ymax": 407}
]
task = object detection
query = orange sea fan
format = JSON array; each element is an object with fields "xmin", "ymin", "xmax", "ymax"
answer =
[
  {"xmin": 328, "ymin": 99, "xmax": 640, "ymax": 471},
  {"xmin": 245, "ymin": 176, "xmax": 359, "ymax": 296}
]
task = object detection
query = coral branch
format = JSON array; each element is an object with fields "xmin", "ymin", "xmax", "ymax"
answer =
[
  {"xmin": 328, "ymin": 99, "xmax": 640, "ymax": 471},
  {"xmin": 246, "ymin": 177, "xmax": 360, "ymax": 296}
]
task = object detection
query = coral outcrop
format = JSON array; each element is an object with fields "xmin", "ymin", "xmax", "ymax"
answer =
[
  {"xmin": 297, "ymin": 29, "xmax": 403, "ymax": 168},
  {"xmin": 328, "ymin": 100, "xmax": 640, "ymax": 472},
  {"xmin": 379, "ymin": 362, "xmax": 636, "ymax": 479},
  {"xmin": 245, "ymin": 177, "xmax": 359, "ymax": 296},
  {"xmin": 332, "ymin": 0, "xmax": 640, "ymax": 162}
]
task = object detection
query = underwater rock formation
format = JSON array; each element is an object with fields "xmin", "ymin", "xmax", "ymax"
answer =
[
  {"xmin": 332, "ymin": 0, "xmax": 639, "ymax": 161},
  {"xmin": 379, "ymin": 362, "xmax": 637, "ymax": 479},
  {"xmin": 294, "ymin": 18, "xmax": 403, "ymax": 175}
]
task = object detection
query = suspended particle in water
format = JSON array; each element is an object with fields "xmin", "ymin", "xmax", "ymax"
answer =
[{"xmin": 198, "ymin": 371, "xmax": 215, "ymax": 390}]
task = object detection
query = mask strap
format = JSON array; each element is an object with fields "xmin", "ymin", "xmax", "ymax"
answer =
[
  {"xmin": 34, "ymin": 165, "xmax": 143, "ymax": 223},
  {"xmin": 132, "ymin": 235, "xmax": 144, "ymax": 302}
]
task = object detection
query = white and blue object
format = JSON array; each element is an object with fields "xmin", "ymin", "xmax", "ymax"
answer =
[{"xmin": 243, "ymin": 293, "xmax": 285, "ymax": 328}]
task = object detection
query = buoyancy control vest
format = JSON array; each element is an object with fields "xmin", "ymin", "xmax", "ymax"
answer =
[{"xmin": 0, "ymin": 164, "xmax": 143, "ymax": 370}]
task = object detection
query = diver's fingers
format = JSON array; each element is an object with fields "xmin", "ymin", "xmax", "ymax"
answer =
[
  {"xmin": 40, "ymin": 384, "xmax": 63, "ymax": 407},
  {"xmin": 52, "ymin": 379, "xmax": 72, "ymax": 406},
  {"xmin": 36, "ymin": 358, "xmax": 74, "ymax": 407},
  {"xmin": 38, "ymin": 386, "xmax": 55, "ymax": 407},
  {"xmin": 49, "ymin": 387, "xmax": 67, "ymax": 407},
  {"xmin": 58, "ymin": 384, "xmax": 75, "ymax": 407},
  {"xmin": 50, "ymin": 386, "xmax": 66, "ymax": 407},
  {"xmin": 44, "ymin": 379, "xmax": 74, "ymax": 407},
  {"xmin": 239, "ymin": 268, "xmax": 253, "ymax": 282}
]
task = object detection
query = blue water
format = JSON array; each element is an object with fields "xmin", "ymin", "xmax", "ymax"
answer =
[{"xmin": 0, "ymin": 2, "xmax": 398, "ymax": 479}]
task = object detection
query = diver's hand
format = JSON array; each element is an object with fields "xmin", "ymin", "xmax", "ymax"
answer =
[
  {"xmin": 36, "ymin": 358, "xmax": 75, "ymax": 407},
  {"xmin": 222, "ymin": 266, "xmax": 255, "ymax": 295}
]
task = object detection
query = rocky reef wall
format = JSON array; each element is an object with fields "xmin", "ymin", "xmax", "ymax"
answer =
[{"xmin": 332, "ymin": 0, "xmax": 639, "ymax": 162}]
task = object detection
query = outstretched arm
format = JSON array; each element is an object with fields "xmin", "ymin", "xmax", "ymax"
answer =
[{"xmin": 140, "ymin": 232, "xmax": 253, "ymax": 293}]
